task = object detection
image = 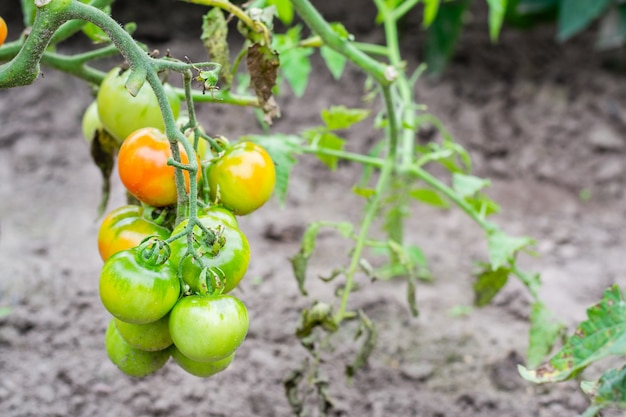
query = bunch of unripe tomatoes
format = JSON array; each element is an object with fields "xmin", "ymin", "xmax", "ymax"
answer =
[{"xmin": 85, "ymin": 67, "xmax": 276, "ymax": 378}]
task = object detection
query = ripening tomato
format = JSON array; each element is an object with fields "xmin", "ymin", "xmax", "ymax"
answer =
[
  {"xmin": 170, "ymin": 346, "xmax": 234, "ymax": 378},
  {"xmin": 114, "ymin": 314, "xmax": 173, "ymax": 352},
  {"xmin": 206, "ymin": 142, "xmax": 276, "ymax": 215},
  {"xmin": 201, "ymin": 205, "xmax": 238, "ymax": 229},
  {"xmin": 117, "ymin": 127, "xmax": 200, "ymax": 207},
  {"xmin": 105, "ymin": 320, "xmax": 170, "ymax": 377},
  {"xmin": 168, "ymin": 214, "xmax": 250, "ymax": 295},
  {"xmin": 169, "ymin": 294, "xmax": 248, "ymax": 362},
  {"xmin": 0, "ymin": 17, "xmax": 7, "ymax": 47},
  {"xmin": 97, "ymin": 205, "xmax": 171, "ymax": 262},
  {"xmin": 99, "ymin": 247, "xmax": 180, "ymax": 324},
  {"xmin": 97, "ymin": 67, "xmax": 180, "ymax": 143}
]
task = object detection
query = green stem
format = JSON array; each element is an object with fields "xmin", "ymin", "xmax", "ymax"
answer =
[
  {"xmin": 290, "ymin": 0, "xmax": 396, "ymax": 86},
  {"xmin": 335, "ymin": 86, "xmax": 398, "ymax": 323},
  {"xmin": 300, "ymin": 147, "xmax": 384, "ymax": 167},
  {"xmin": 49, "ymin": 0, "xmax": 115, "ymax": 45}
]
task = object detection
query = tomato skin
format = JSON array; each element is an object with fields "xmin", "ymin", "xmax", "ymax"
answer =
[
  {"xmin": 170, "ymin": 346, "xmax": 234, "ymax": 378},
  {"xmin": 118, "ymin": 127, "xmax": 199, "ymax": 207},
  {"xmin": 169, "ymin": 294, "xmax": 248, "ymax": 362},
  {"xmin": 105, "ymin": 320, "xmax": 170, "ymax": 377},
  {"xmin": 99, "ymin": 247, "xmax": 180, "ymax": 324},
  {"xmin": 206, "ymin": 142, "xmax": 276, "ymax": 215},
  {"xmin": 0, "ymin": 17, "xmax": 7, "ymax": 47},
  {"xmin": 97, "ymin": 67, "xmax": 180, "ymax": 143},
  {"xmin": 114, "ymin": 314, "xmax": 173, "ymax": 352},
  {"xmin": 97, "ymin": 205, "xmax": 171, "ymax": 262},
  {"xmin": 169, "ymin": 214, "xmax": 250, "ymax": 294},
  {"xmin": 201, "ymin": 205, "xmax": 238, "ymax": 229}
]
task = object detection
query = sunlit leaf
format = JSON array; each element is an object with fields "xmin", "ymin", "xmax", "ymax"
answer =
[
  {"xmin": 409, "ymin": 188, "xmax": 450, "ymax": 208},
  {"xmin": 423, "ymin": 0, "xmax": 441, "ymax": 27},
  {"xmin": 486, "ymin": 0, "xmax": 507, "ymax": 41},
  {"xmin": 424, "ymin": 0, "xmax": 470, "ymax": 76},
  {"xmin": 302, "ymin": 128, "xmax": 345, "ymax": 170},
  {"xmin": 273, "ymin": 26, "xmax": 313, "ymax": 97},
  {"xmin": 579, "ymin": 364, "xmax": 626, "ymax": 415},
  {"xmin": 519, "ymin": 285, "xmax": 626, "ymax": 383},
  {"xmin": 266, "ymin": 0, "xmax": 294, "ymax": 24},
  {"xmin": 321, "ymin": 46, "xmax": 347, "ymax": 80},
  {"xmin": 321, "ymin": 106, "xmax": 370, "ymax": 130},
  {"xmin": 487, "ymin": 229, "xmax": 534, "ymax": 270},
  {"xmin": 452, "ymin": 173, "xmax": 491, "ymax": 197}
]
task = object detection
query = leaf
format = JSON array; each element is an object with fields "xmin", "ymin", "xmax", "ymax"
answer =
[
  {"xmin": 423, "ymin": 0, "xmax": 441, "ymax": 27},
  {"xmin": 296, "ymin": 301, "xmax": 338, "ymax": 340},
  {"xmin": 465, "ymin": 194, "xmax": 501, "ymax": 217},
  {"xmin": 452, "ymin": 173, "xmax": 491, "ymax": 197},
  {"xmin": 0, "ymin": 307, "xmax": 10, "ymax": 318},
  {"xmin": 273, "ymin": 26, "xmax": 313, "ymax": 97},
  {"xmin": 580, "ymin": 364, "xmax": 626, "ymax": 414},
  {"xmin": 290, "ymin": 222, "xmax": 321, "ymax": 296},
  {"xmin": 266, "ymin": 0, "xmax": 294, "ymax": 24},
  {"xmin": 242, "ymin": 133, "xmax": 301, "ymax": 206},
  {"xmin": 424, "ymin": 0, "xmax": 470, "ymax": 76},
  {"xmin": 302, "ymin": 128, "xmax": 345, "ymax": 170},
  {"xmin": 596, "ymin": 5, "xmax": 626, "ymax": 50},
  {"xmin": 473, "ymin": 265, "xmax": 509, "ymax": 307},
  {"xmin": 526, "ymin": 301, "xmax": 565, "ymax": 368},
  {"xmin": 486, "ymin": 0, "xmax": 507, "ymax": 41},
  {"xmin": 246, "ymin": 42, "xmax": 280, "ymax": 124},
  {"xmin": 557, "ymin": 0, "xmax": 612, "ymax": 42},
  {"xmin": 487, "ymin": 229, "xmax": 535, "ymax": 270},
  {"xmin": 320, "ymin": 46, "xmax": 347, "ymax": 80},
  {"xmin": 90, "ymin": 128, "xmax": 117, "ymax": 217},
  {"xmin": 321, "ymin": 106, "xmax": 370, "ymax": 130},
  {"xmin": 519, "ymin": 285, "xmax": 626, "ymax": 383},
  {"xmin": 409, "ymin": 188, "xmax": 450, "ymax": 208},
  {"xmin": 201, "ymin": 8, "xmax": 232, "ymax": 87},
  {"xmin": 346, "ymin": 310, "xmax": 379, "ymax": 378}
]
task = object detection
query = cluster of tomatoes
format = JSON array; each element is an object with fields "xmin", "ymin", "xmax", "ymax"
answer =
[{"xmin": 86, "ymin": 67, "xmax": 276, "ymax": 378}]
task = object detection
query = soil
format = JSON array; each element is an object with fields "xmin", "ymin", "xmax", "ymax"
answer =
[{"xmin": 2, "ymin": 1, "xmax": 626, "ymax": 417}]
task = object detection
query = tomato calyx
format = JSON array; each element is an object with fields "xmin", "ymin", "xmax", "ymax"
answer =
[
  {"xmin": 197, "ymin": 266, "xmax": 226, "ymax": 295},
  {"xmin": 137, "ymin": 236, "xmax": 172, "ymax": 267}
]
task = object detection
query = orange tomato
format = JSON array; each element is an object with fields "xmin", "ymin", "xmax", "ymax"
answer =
[
  {"xmin": 118, "ymin": 127, "xmax": 200, "ymax": 207},
  {"xmin": 0, "ymin": 17, "xmax": 8, "ymax": 47}
]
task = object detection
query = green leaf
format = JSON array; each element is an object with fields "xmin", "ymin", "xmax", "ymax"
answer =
[
  {"xmin": 527, "ymin": 301, "xmax": 565, "ymax": 368},
  {"xmin": 424, "ymin": 0, "xmax": 470, "ymax": 76},
  {"xmin": 486, "ymin": 0, "xmax": 507, "ymax": 41},
  {"xmin": 580, "ymin": 364, "xmax": 626, "ymax": 414},
  {"xmin": 423, "ymin": 0, "xmax": 442, "ymax": 27},
  {"xmin": 274, "ymin": 26, "xmax": 313, "ymax": 97},
  {"xmin": 302, "ymin": 128, "xmax": 345, "ymax": 170},
  {"xmin": 346, "ymin": 310, "xmax": 379, "ymax": 378},
  {"xmin": 320, "ymin": 46, "xmax": 347, "ymax": 80},
  {"xmin": 242, "ymin": 134, "xmax": 301, "ymax": 206},
  {"xmin": 557, "ymin": 0, "xmax": 611, "ymax": 42},
  {"xmin": 290, "ymin": 222, "xmax": 322, "ymax": 296},
  {"xmin": 487, "ymin": 229, "xmax": 534, "ymax": 270},
  {"xmin": 473, "ymin": 265, "xmax": 509, "ymax": 307},
  {"xmin": 465, "ymin": 194, "xmax": 501, "ymax": 217},
  {"xmin": 321, "ymin": 106, "xmax": 370, "ymax": 130},
  {"xmin": 409, "ymin": 188, "xmax": 450, "ymax": 208},
  {"xmin": 452, "ymin": 173, "xmax": 491, "ymax": 197},
  {"xmin": 519, "ymin": 285, "xmax": 626, "ymax": 383},
  {"xmin": 266, "ymin": 0, "xmax": 294, "ymax": 24}
]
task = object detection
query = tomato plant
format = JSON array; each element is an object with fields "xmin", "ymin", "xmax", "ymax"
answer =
[
  {"xmin": 169, "ymin": 213, "xmax": 250, "ymax": 294},
  {"xmin": 206, "ymin": 141, "xmax": 276, "ymax": 215},
  {"xmin": 97, "ymin": 67, "xmax": 181, "ymax": 143},
  {"xmin": 81, "ymin": 100, "xmax": 102, "ymax": 144},
  {"xmin": 114, "ymin": 314, "xmax": 173, "ymax": 352},
  {"xmin": 170, "ymin": 346, "xmax": 234, "ymax": 378},
  {"xmin": 97, "ymin": 204, "xmax": 171, "ymax": 262},
  {"xmin": 105, "ymin": 320, "xmax": 170, "ymax": 378},
  {"xmin": 99, "ymin": 246, "xmax": 180, "ymax": 324},
  {"xmin": 168, "ymin": 294, "xmax": 248, "ymax": 362},
  {"xmin": 118, "ymin": 127, "xmax": 199, "ymax": 207}
]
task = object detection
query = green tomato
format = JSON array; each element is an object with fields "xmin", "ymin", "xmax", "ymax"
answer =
[
  {"xmin": 169, "ymin": 214, "xmax": 250, "ymax": 294},
  {"xmin": 99, "ymin": 247, "xmax": 180, "ymax": 324},
  {"xmin": 169, "ymin": 294, "xmax": 248, "ymax": 362},
  {"xmin": 200, "ymin": 205, "xmax": 238, "ymax": 229},
  {"xmin": 105, "ymin": 320, "xmax": 170, "ymax": 377},
  {"xmin": 114, "ymin": 314, "xmax": 173, "ymax": 352},
  {"xmin": 206, "ymin": 141, "xmax": 276, "ymax": 215},
  {"xmin": 170, "ymin": 345, "xmax": 234, "ymax": 378},
  {"xmin": 97, "ymin": 67, "xmax": 181, "ymax": 142}
]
